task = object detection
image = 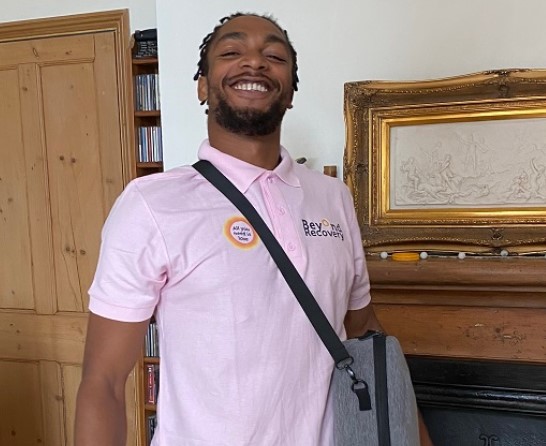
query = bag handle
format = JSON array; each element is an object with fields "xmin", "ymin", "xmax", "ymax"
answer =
[{"xmin": 193, "ymin": 159, "xmax": 371, "ymax": 411}]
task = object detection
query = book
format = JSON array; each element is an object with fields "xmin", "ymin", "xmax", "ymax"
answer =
[
  {"xmin": 145, "ymin": 363, "xmax": 159, "ymax": 405},
  {"xmin": 146, "ymin": 413, "xmax": 157, "ymax": 444},
  {"xmin": 144, "ymin": 320, "xmax": 160, "ymax": 356}
]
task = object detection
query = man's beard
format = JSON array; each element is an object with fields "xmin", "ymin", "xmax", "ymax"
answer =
[{"xmin": 212, "ymin": 95, "xmax": 287, "ymax": 137}]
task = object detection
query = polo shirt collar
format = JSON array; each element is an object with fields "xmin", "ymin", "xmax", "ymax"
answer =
[{"xmin": 197, "ymin": 139, "xmax": 301, "ymax": 193}]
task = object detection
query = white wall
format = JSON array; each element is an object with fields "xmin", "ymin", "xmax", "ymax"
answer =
[
  {"xmin": 157, "ymin": 0, "xmax": 546, "ymax": 172},
  {"xmin": 0, "ymin": 0, "xmax": 156, "ymax": 31}
]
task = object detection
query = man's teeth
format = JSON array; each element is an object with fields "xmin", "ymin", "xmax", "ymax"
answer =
[{"xmin": 234, "ymin": 82, "xmax": 268, "ymax": 92}]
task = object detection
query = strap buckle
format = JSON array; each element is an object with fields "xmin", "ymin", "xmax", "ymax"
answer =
[
  {"xmin": 336, "ymin": 355, "xmax": 372, "ymax": 411},
  {"xmin": 335, "ymin": 355, "xmax": 354, "ymax": 371}
]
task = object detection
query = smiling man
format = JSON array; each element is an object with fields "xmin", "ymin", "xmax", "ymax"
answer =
[
  {"xmin": 74, "ymin": 13, "xmax": 429, "ymax": 446},
  {"xmin": 196, "ymin": 14, "xmax": 297, "ymax": 168}
]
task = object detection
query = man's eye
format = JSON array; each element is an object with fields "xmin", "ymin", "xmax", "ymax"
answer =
[
  {"xmin": 267, "ymin": 54, "xmax": 286, "ymax": 62},
  {"xmin": 220, "ymin": 51, "xmax": 239, "ymax": 57}
]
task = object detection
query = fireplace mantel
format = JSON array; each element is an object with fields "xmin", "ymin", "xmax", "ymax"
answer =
[{"xmin": 366, "ymin": 256, "xmax": 546, "ymax": 363}]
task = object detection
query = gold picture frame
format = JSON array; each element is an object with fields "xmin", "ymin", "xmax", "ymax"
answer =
[{"xmin": 344, "ymin": 69, "xmax": 546, "ymax": 254}]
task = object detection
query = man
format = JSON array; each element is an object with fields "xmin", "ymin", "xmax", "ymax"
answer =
[{"xmin": 75, "ymin": 13, "xmax": 432, "ymax": 445}]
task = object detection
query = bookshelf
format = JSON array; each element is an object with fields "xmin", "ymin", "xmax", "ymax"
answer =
[
  {"xmin": 142, "ymin": 325, "xmax": 159, "ymax": 444},
  {"xmin": 131, "ymin": 33, "xmax": 162, "ymax": 445},
  {"xmin": 132, "ymin": 56, "xmax": 163, "ymax": 177}
]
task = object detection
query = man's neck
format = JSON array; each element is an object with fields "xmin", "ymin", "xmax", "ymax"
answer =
[{"xmin": 208, "ymin": 124, "xmax": 282, "ymax": 170}]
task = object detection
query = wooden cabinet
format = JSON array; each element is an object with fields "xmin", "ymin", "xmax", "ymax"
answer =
[{"xmin": 131, "ymin": 46, "xmax": 163, "ymax": 445}]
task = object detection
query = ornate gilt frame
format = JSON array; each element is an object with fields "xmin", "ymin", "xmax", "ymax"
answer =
[{"xmin": 344, "ymin": 69, "xmax": 546, "ymax": 254}]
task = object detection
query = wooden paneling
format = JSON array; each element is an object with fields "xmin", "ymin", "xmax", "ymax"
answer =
[
  {"xmin": 0, "ymin": 312, "xmax": 87, "ymax": 363},
  {"xmin": 0, "ymin": 34, "xmax": 94, "ymax": 66},
  {"xmin": 0, "ymin": 10, "xmax": 131, "ymax": 43},
  {"xmin": 367, "ymin": 256, "xmax": 546, "ymax": 363},
  {"xmin": 0, "ymin": 11, "xmax": 136, "ymax": 444},
  {"xmin": 41, "ymin": 58, "xmax": 104, "ymax": 312},
  {"xmin": 0, "ymin": 360, "xmax": 44, "ymax": 445},
  {"xmin": 19, "ymin": 62, "xmax": 56, "ymax": 315},
  {"xmin": 368, "ymin": 256, "xmax": 546, "ymax": 289},
  {"xmin": 125, "ymin": 371, "xmax": 139, "ymax": 446},
  {"xmin": 94, "ymin": 31, "xmax": 126, "ymax": 214},
  {"xmin": 40, "ymin": 361, "xmax": 65, "ymax": 446},
  {"xmin": 0, "ymin": 67, "xmax": 34, "ymax": 311},
  {"xmin": 376, "ymin": 304, "xmax": 546, "ymax": 361},
  {"xmin": 63, "ymin": 364, "xmax": 82, "ymax": 446}
]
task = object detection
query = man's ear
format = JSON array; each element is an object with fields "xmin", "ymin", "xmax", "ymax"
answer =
[
  {"xmin": 286, "ymin": 90, "xmax": 294, "ymax": 109},
  {"xmin": 197, "ymin": 76, "xmax": 208, "ymax": 104}
]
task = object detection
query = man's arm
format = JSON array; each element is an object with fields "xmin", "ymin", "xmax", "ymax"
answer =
[
  {"xmin": 75, "ymin": 313, "xmax": 150, "ymax": 446},
  {"xmin": 344, "ymin": 305, "xmax": 434, "ymax": 446},
  {"xmin": 344, "ymin": 304, "xmax": 384, "ymax": 338}
]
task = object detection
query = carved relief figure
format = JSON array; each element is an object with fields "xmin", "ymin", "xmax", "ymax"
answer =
[{"xmin": 393, "ymin": 119, "xmax": 546, "ymax": 208}]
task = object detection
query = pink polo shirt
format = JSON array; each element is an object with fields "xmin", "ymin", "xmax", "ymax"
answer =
[{"xmin": 89, "ymin": 140, "xmax": 371, "ymax": 445}]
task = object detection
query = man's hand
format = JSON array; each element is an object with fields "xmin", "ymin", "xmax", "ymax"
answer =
[{"xmin": 344, "ymin": 304, "xmax": 384, "ymax": 339}]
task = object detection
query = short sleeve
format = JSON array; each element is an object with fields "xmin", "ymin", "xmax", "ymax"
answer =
[{"xmin": 88, "ymin": 181, "xmax": 169, "ymax": 322}]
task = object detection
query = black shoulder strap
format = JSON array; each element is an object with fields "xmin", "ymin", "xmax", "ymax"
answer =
[
  {"xmin": 194, "ymin": 159, "xmax": 373, "ymax": 412},
  {"xmin": 193, "ymin": 159, "xmax": 351, "ymax": 364}
]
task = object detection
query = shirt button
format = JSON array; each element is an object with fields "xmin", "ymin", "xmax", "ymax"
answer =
[
  {"xmin": 287, "ymin": 242, "xmax": 296, "ymax": 251},
  {"xmin": 279, "ymin": 207, "xmax": 286, "ymax": 215},
  {"xmin": 268, "ymin": 177, "xmax": 274, "ymax": 183}
]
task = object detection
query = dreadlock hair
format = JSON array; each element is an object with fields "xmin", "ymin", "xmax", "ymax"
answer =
[{"xmin": 193, "ymin": 12, "xmax": 299, "ymax": 97}]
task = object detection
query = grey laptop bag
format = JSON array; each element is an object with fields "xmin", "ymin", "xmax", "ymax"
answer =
[{"xmin": 331, "ymin": 333, "xmax": 419, "ymax": 445}]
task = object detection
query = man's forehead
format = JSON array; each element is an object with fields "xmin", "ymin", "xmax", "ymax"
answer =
[{"xmin": 213, "ymin": 15, "xmax": 288, "ymax": 45}]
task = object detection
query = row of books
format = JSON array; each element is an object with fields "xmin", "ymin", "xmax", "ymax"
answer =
[
  {"xmin": 145, "ymin": 363, "xmax": 160, "ymax": 405},
  {"xmin": 135, "ymin": 73, "xmax": 160, "ymax": 111},
  {"xmin": 138, "ymin": 126, "xmax": 163, "ymax": 163},
  {"xmin": 144, "ymin": 320, "xmax": 160, "ymax": 357},
  {"xmin": 146, "ymin": 414, "xmax": 157, "ymax": 444}
]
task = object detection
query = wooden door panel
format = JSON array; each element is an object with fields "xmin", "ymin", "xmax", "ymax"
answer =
[
  {"xmin": 0, "ymin": 11, "xmax": 136, "ymax": 445},
  {"xmin": 63, "ymin": 364, "xmax": 82, "ymax": 446},
  {"xmin": 41, "ymin": 61, "xmax": 105, "ymax": 312},
  {"xmin": 0, "ymin": 312, "xmax": 86, "ymax": 362},
  {"xmin": 18, "ymin": 63, "xmax": 56, "ymax": 315},
  {"xmin": 40, "ymin": 361, "xmax": 65, "ymax": 446},
  {"xmin": 0, "ymin": 34, "xmax": 94, "ymax": 66},
  {"xmin": 0, "ymin": 67, "xmax": 34, "ymax": 310},
  {"xmin": 0, "ymin": 33, "xmax": 126, "ymax": 316},
  {"xmin": 0, "ymin": 360, "xmax": 44, "ymax": 445},
  {"xmin": 93, "ymin": 32, "xmax": 126, "ymax": 211}
]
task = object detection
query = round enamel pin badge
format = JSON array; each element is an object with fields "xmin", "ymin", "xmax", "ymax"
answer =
[{"xmin": 223, "ymin": 216, "xmax": 259, "ymax": 250}]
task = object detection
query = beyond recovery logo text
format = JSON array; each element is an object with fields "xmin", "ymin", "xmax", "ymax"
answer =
[{"xmin": 302, "ymin": 219, "xmax": 344, "ymax": 241}]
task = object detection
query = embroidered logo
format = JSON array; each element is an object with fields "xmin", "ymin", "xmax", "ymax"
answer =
[
  {"xmin": 302, "ymin": 219, "xmax": 344, "ymax": 241},
  {"xmin": 224, "ymin": 216, "xmax": 259, "ymax": 250}
]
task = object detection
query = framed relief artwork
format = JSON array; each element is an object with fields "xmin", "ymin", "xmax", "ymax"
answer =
[{"xmin": 344, "ymin": 69, "xmax": 546, "ymax": 254}]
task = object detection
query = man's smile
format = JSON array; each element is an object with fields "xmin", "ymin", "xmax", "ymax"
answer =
[{"xmin": 233, "ymin": 81, "xmax": 269, "ymax": 92}]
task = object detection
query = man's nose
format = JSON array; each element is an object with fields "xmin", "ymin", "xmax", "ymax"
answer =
[{"xmin": 240, "ymin": 51, "xmax": 267, "ymax": 71}]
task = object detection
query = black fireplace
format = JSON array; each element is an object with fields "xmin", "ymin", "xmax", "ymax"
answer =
[{"xmin": 407, "ymin": 356, "xmax": 546, "ymax": 446}]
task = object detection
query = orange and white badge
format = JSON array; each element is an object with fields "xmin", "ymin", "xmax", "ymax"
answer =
[{"xmin": 223, "ymin": 216, "xmax": 259, "ymax": 250}]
